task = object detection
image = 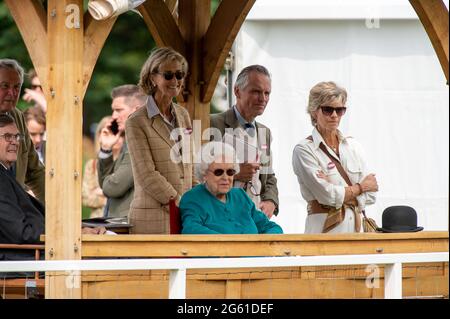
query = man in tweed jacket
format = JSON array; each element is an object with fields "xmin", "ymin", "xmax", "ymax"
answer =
[{"xmin": 210, "ymin": 65, "xmax": 279, "ymax": 218}]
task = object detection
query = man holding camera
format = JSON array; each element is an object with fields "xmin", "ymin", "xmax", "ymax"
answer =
[{"xmin": 97, "ymin": 85, "xmax": 145, "ymax": 218}]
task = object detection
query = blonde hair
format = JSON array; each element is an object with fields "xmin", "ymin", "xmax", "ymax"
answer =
[
  {"xmin": 307, "ymin": 81, "xmax": 347, "ymax": 126},
  {"xmin": 138, "ymin": 47, "xmax": 188, "ymax": 95}
]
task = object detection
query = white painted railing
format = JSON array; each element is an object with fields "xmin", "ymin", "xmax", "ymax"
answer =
[{"xmin": 0, "ymin": 252, "xmax": 447, "ymax": 299}]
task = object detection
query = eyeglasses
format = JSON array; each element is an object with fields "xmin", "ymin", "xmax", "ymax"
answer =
[
  {"xmin": 320, "ymin": 106, "xmax": 347, "ymax": 117},
  {"xmin": 245, "ymin": 181, "xmax": 260, "ymax": 196},
  {"xmin": 157, "ymin": 70, "xmax": 185, "ymax": 81},
  {"xmin": 0, "ymin": 133, "xmax": 23, "ymax": 142},
  {"xmin": 210, "ymin": 168, "xmax": 236, "ymax": 177}
]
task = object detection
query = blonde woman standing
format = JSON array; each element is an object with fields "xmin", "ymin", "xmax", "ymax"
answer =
[{"xmin": 126, "ymin": 47, "xmax": 197, "ymax": 234}]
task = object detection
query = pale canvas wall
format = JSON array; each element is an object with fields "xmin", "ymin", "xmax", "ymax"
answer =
[{"xmin": 233, "ymin": 13, "xmax": 449, "ymax": 233}]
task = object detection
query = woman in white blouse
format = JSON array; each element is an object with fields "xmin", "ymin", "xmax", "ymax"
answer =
[{"xmin": 292, "ymin": 81, "xmax": 378, "ymax": 233}]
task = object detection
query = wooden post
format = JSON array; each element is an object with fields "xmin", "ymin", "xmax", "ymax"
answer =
[
  {"xmin": 384, "ymin": 263, "xmax": 403, "ymax": 299},
  {"xmin": 45, "ymin": 0, "xmax": 84, "ymax": 298},
  {"xmin": 409, "ymin": 0, "xmax": 449, "ymax": 82},
  {"xmin": 178, "ymin": 0, "xmax": 211, "ymax": 136}
]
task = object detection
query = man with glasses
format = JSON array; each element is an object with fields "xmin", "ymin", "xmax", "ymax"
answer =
[
  {"xmin": 210, "ymin": 65, "xmax": 279, "ymax": 219},
  {"xmin": 0, "ymin": 114, "xmax": 108, "ymax": 249},
  {"xmin": 0, "ymin": 59, "xmax": 45, "ymax": 202}
]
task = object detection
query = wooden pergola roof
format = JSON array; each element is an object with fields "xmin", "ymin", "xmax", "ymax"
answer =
[{"xmin": 3, "ymin": 0, "xmax": 448, "ymax": 298}]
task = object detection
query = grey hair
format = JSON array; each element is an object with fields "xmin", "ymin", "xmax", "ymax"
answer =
[
  {"xmin": 195, "ymin": 141, "xmax": 240, "ymax": 181},
  {"xmin": 234, "ymin": 64, "xmax": 271, "ymax": 90},
  {"xmin": 307, "ymin": 81, "xmax": 347, "ymax": 126},
  {"xmin": 0, "ymin": 58, "xmax": 25, "ymax": 84}
]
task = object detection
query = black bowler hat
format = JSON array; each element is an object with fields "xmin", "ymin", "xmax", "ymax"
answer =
[{"xmin": 377, "ymin": 206, "xmax": 423, "ymax": 233}]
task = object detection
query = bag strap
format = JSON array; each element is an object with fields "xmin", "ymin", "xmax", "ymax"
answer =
[
  {"xmin": 307, "ymin": 135, "xmax": 368, "ymax": 216},
  {"xmin": 319, "ymin": 143, "xmax": 352, "ymax": 186},
  {"xmin": 307, "ymin": 135, "xmax": 352, "ymax": 186}
]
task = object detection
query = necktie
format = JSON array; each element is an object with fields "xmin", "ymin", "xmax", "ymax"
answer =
[{"xmin": 244, "ymin": 123, "xmax": 255, "ymax": 137}]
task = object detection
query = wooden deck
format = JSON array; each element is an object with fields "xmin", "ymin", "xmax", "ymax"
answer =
[{"xmin": 76, "ymin": 231, "xmax": 448, "ymax": 299}]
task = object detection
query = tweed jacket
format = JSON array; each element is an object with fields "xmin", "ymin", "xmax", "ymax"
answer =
[
  {"xmin": 210, "ymin": 108, "xmax": 279, "ymax": 215},
  {"xmin": 125, "ymin": 100, "xmax": 196, "ymax": 234},
  {"xmin": 10, "ymin": 108, "xmax": 45, "ymax": 202},
  {"xmin": 97, "ymin": 143, "xmax": 134, "ymax": 218}
]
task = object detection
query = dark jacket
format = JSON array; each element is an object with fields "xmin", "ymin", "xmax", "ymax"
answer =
[{"xmin": 0, "ymin": 165, "xmax": 45, "ymax": 245}]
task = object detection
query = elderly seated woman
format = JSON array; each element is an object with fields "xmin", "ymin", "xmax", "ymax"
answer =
[{"xmin": 180, "ymin": 142, "xmax": 283, "ymax": 234}]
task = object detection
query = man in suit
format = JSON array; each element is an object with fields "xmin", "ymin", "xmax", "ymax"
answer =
[
  {"xmin": 97, "ymin": 85, "xmax": 146, "ymax": 218},
  {"xmin": 0, "ymin": 114, "xmax": 105, "ymax": 254},
  {"xmin": 210, "ymin": 65, "xmax": 279, "ymax": 218},
  {"xmin": 0, "ymin": 113, "xmax": 44, "ymax": 245},
  {"xmin": 0, "ymin": 59, "xmax": 45, "ymax": 202}
]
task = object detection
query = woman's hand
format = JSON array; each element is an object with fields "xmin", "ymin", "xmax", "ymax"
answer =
[
  {"xmin": 360, "ymin": 174, "xmax": 378, "ymax": 192},
  {"xmin": 99, "ymin": 127, "xmax": 121, "ymax": 151},
  {"xmin": 316, "ymin": 170, "xmax": 331, "ymax": 183},
  {"xmin": 22, "ymin": 88, "xmax": 47, "ymax": 112}
]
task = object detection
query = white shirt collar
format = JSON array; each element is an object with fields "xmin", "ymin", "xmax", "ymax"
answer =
[{"xmin": 311, "ymin": 126, "xmax": 347, "ymax": 150}]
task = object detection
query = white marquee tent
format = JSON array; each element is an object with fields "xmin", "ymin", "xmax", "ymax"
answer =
[{"xmin": 231, "ymin": 0, "xmax": 449, "ymax": 233}]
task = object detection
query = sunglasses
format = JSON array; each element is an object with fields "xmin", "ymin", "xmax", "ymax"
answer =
[
  {"xmin": 157, "ymin": 70, "xmax": 185, "ymax": 81},
  {"xmin": 0, "ymin": 133, "xmax": 24, "ymax": 142},
  {"xmin": 320, "ymin": 106, "xmax": 347, "ymax": 117},
  {"xmin": 211, "ymin": 168, "xmax": 236, "ymax": 177}
]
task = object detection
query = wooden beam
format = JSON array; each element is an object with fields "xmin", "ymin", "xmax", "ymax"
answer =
[
  {"xmin": 82, "ymin": 12, "xmax": 118, "ymax": 97},
  {"xmin": 410, "ymin": 0, "xmax": 449, "ymax": 82},
  {"xmin": 165, "ymin": 0, "xmax": 178, "ymax": 18},
  {"xmin": 46, "ymin": 0, "xmax": 84, "ymax": 298},
  {"xmin": 202, "ymin": 0, "xmax": 256, "ymax": 102},
  {"xmin": 178, "ymin": 0, "xmax": 210, "ymax": 130},
  {"xmin": 225, "ymin": 280, "xmax": 242, "ymax": 298},
  {"xmin": 79, "ymin": 232, "xmax": 449, "ymax": 258},
  {"xmin": 138, "ymin": 0, "xmax": 186, "ymax": 57},
  {"xmin": 4, "ymin": 0, "xmax": 49, "ymax": 93}
]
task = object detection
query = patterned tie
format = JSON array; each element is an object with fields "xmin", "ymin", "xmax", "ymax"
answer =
[{"xmin": 244, "ymin": 123, "xmax": 255, "ymax": 137}]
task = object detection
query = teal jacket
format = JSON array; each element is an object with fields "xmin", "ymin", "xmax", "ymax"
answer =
[{"xmin": 180, "ymin": 184, "xmax": 283, "ymax": 234}]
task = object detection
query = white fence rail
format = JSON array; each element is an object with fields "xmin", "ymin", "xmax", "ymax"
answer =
[{"xmin": 1, "ymin": 252, "xmax": 448, "ymax": 299}]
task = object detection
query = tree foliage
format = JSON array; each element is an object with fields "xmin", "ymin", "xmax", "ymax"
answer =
[{"xmin": 0, "ymin": 0, "xmax": 222, "ymax": 136}]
